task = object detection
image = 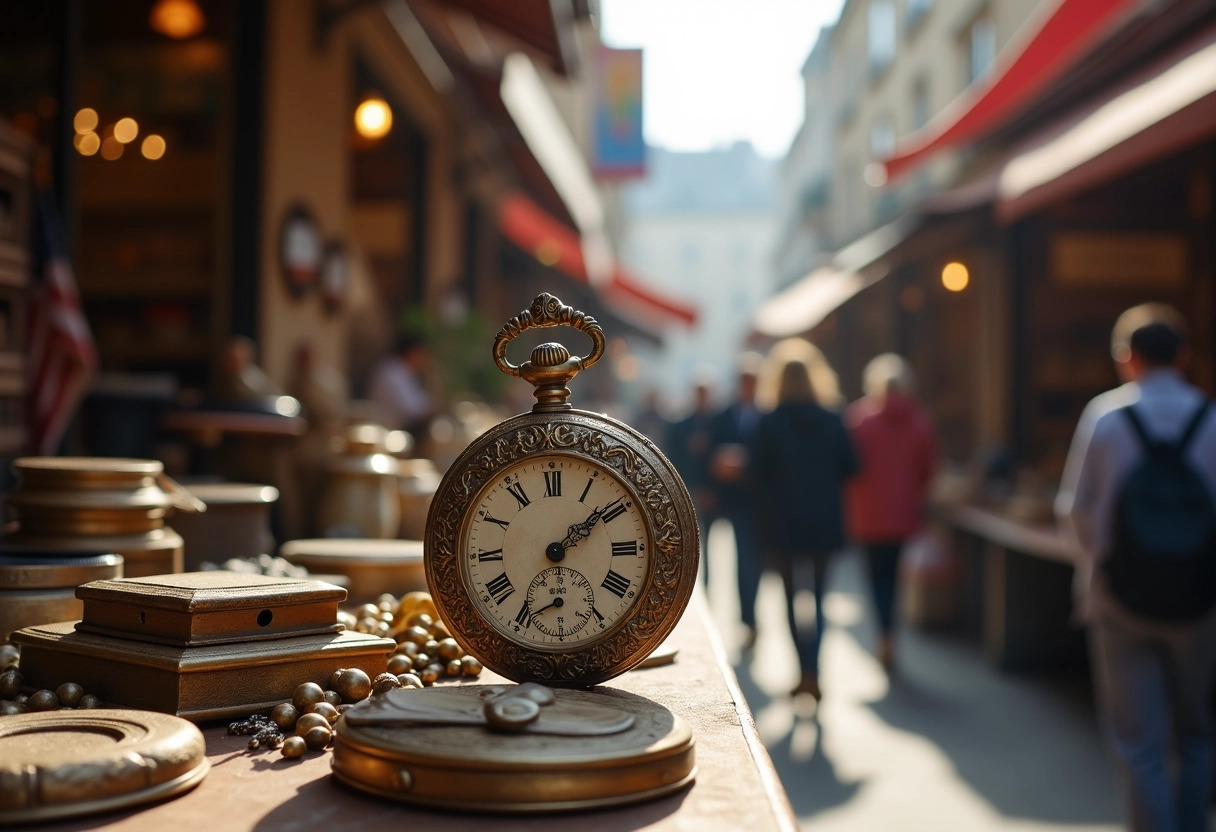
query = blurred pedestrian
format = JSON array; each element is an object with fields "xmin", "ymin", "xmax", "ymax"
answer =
[
  {"xmin": 709, "ymin": 354, "xmax": 764, "ymax": 649},
  {"xmin": 666, "ymin": 374, "xmax": 718, "ymax": 574},
  {"xmin": 845, "ymin": 354, "xmax": 936, "ymax": 671},
  {"xmin": 368, "ymin": 332, "xmax": 433, "ymax": 437},
  {"xmin": 215, "ymin": 335, "xmax": 283, "ymax": 405},
  {"xmin": 751, "ymin": 339, "xmax": 857, "ymax": 699},
  {"xmin": 633, "ymin": 388, "xmax": 669, "ymax": 448},
  {"xmin": 1056, "ymin": 303, "xmax": 1216, "ymax": 832}
]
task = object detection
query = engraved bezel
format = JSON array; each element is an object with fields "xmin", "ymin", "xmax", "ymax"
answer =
[{"xmin": 425, "ymin": 408, "xmax": 699, "ymax": 688}]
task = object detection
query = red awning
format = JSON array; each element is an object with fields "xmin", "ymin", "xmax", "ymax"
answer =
[
  {"xmin": 882, "ymin": 0, "xmax": 1143, "ymax": 182},
  {"xmin": 996, "ymin": 24, "xmax": 1216, "ymax": 221},
  {"xmin": 418, "ymin": 0, "xmax": 578, "ymax": 76},
  {"xmin": 498, "ymin": 191, "xmax": 699, "ymax": 328}
]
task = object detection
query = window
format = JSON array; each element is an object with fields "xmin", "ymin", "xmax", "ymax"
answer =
[
  {"xmin": 968, "ymin": 18, "xmax": 996, "ymax": 84},
  {"xmin": 868, "ymin": 0, "xmax": 897, "ymax": 77}
]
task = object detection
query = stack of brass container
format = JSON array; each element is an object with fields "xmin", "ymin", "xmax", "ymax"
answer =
[
  {"xmin": 11, "ymin": 571, "xmax": 394, "ymax": 720},
  {"xmin": 4, "ymin": 457, "xmax": 203, "ymax": 578}
]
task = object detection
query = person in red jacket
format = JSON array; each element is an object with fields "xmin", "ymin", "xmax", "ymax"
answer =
[{"xmin": 846, "ymin": 354, "xmax": 937, "ymax": 671}]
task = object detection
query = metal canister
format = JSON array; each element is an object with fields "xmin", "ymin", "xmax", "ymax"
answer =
[
  {"xmin": 318, "ymin": 425, "xmax": 400, "ymax": 539},
  {"xmin": 4, "ymin": 457, "xmax": 204, "ymax": 578},
  {"xmin": 0, "ymin": 549, "xmax": 123, "ymax": 641},
  {"xmin": 170, "ymin": 482, "xmax": 278, "ymax": 571}
]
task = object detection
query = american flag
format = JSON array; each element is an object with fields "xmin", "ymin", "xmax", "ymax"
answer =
[{"xmin": 27, "ymin": 192, "xmax": 96, "ymax": 455}]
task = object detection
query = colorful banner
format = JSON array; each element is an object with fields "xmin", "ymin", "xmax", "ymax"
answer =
[{"xmin": 592, "ymin": 47, "xmax": 646, "ymax": 180}]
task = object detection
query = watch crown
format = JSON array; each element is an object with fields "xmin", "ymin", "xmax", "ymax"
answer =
[{"xmin": 530, "ymin": 342, "xmax": 570, "ymax": 368}]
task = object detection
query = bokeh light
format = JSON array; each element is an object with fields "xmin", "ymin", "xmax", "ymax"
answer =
[
  {"xmin": 149, "ymin": 0, "xmax": 206, "ymax": 39},
  {"xmin": 114, "ymin": 118, "xmax": 139, "ymax": 144},
  {"xmin": 141, "ymin": 134, "xmax": 167, "ymax": 160},
  {"xmin": 73, "ymin": 108, "xmax": 98, "ymax": 134},
  {"xmin": 354, "ymin": 97, "xmax": 392, "ymax": 139},
  {"xmin": 941, "ymin": 261, "xmax": 970, "ymax": 292},
  {"xmin": 75, "ymin": 132, "xmax": 100, "ymax": 156},
  {"xmin": 100, "ymin": 136, "xmax": 125, "ymax": 161}
]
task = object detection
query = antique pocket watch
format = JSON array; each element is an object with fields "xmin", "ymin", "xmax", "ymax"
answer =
[{"xmin": 425, "ymin": 293, "xmax": 699, "ymax": 688}]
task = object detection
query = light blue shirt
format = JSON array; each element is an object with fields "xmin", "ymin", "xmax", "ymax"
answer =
[{"xmin": 1056, "ymin": 368, "xmax": 1216, "ymax": 616}]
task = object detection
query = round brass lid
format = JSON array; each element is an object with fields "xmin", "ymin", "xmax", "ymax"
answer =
[
  {"xmin": 0, "ymin": 550, "xmax": 123, "ymax": 589},
  {"xmin": 331, "ymin": 685, "xmax": 695, "ymax": 812},
  {"xmin": 279, "ymin": 538, "xmax": 423, "ymax": 564},
  {"xmin": 0, "ymin": 709, "xmax": 209, "ymax": 823}
]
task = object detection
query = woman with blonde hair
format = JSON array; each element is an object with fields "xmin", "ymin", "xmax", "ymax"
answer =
[
  {"xmin": 846, "ymin": 353, "xmax": 936, "ymax": 671},
  {"xmin": 750, "ymin": 339, "xmax": 857, "ymax": 699}
]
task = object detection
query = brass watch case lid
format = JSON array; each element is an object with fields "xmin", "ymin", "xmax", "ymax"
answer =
[
  {"xmin": 0, "ymin": 709, "xmax": 209, "ymax": 824},
  {"xmin": 331, "ymin": 685, "xmax": 695, "ymax": 813},
  {"xmin": 75, "ymin": 572, "xmax": 347, "ymax": 646}
]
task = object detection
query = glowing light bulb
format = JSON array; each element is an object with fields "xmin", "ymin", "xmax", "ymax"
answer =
[
  {"xmin": 941, "ymin": 262, "xmax": 970, "ymax": 292},
  {"xmin": 354, "ymin": 97, "xmax": 392, "ymax": 139},
  {"xmin": 149, "ymin": 0, "xmax": 206, "ymax": 39},
  {"xmin": 75, "ymin": 132, "xmax": 100, "ymax": 156}
]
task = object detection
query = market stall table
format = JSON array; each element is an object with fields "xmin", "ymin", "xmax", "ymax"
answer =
[
  {"xmin": 32, "ymin": 592, "xmax": 796, "ymax": 832},
  {"xmin": 937, "ymin": 502, "xmax": 1086, "ymax": 671}
]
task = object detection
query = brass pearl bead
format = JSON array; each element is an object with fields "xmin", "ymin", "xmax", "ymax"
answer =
[
  {"xmin": 0, "ymin": 644, "xmax": 18, "ymax": 668},
  {"xmin": 78, "ymin": 693, "xmax": 101, "ymax": 709},
  {"xmin": 0, "ymin": 701, "xmax": 21, "ymax": 716},
  {"xmin": 423, "ymin": 639, "xmax": 440, "ymax": 656},
  {"xmin": 419, "ymin": 666, "xmax": 439, "ymax": 686},
  {"xmin": 331, "ymin": 668, "xmax": 372, "ymax": 703},
  {"xmin": 397, "ymin": 641, "xmax": 420, "ymax": 657},
  {"xmin": 310, "ymin": 701, "xmax": 340, "ymax": 724},
  {"xmin": 406, "ymin": 612, "xmax": 433, "ymax": 630},
  {"xmin": 322, "ymin": 689, "xmax": 342, "ymax": 708},
  {"xmin": 292, "ymin": 682, "xmax": 325, "ymax": 712},
  {"xmin": 296, "ymin": 713, "xmax": 329, "ymax": 736},
  {"xmin": 445, "ymin": 659, "xmax": 462, "ymax": 677},
  {"xmin": 436, "ymin": 638, "xmax": 461, "ymax": 661},
  {"xmin": 281, "ymin": 736, "xmax": 307, "ymax": 758},
  {"xmin": 0, "ymin": 670, "xmax": 22, "ymax": 700},
  {"xmin": 387, "ymin": 655, "xmax": 413, "ymax": 675},
  {"xmin": 356, "ymin": 617, "xmax": 380, "ymax": 634},
  {"xmin": 356, "ymin": 603, "xmax": 380, "ymax": 620},
  {"xmin": 28, "ymin": 690, "xmax": 59, "ymax": 711},
  {"xmin": 396, "ymin": 673, "xmax": 423, "ymax": 689},
  {"xmin": 412, "ymin": 652, "xmax": 430, "ymax": 667},
  {"xmin": 271, "ymin": 702, "xmax": 298, "ymax": 730},
  {"xmin": 404, "ymin": 626, "xmax": 430, "ymax": 646},
  {"xmin": 460, "ymin": 655, "xmax": 483, "ymax": 677},
  {"xmin": 302, "ymin": 725, "xmax": 331, "ymax": 750},
  {"xmin": 371, "ymin": 673, "xmax": 404, "ymax": 696},
  {"xmin": 56, "ymin": 683, "xmax": 84, "ymax": 708}
]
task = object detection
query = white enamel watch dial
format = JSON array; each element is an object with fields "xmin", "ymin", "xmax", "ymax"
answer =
[{"xmin": 462, "ymin": 455, "xmax": 651, "ymax": 648}]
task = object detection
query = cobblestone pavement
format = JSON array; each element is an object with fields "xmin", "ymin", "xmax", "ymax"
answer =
[{"xmin": 701, "ymin": 521, "xmax": 1122, "ymax": 832}]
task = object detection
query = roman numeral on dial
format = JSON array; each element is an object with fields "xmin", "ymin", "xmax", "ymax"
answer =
[
  {"xmin": 506, "ymin": 483, "xmax": 530, "ymax": 508},
  {"xmin": 485, "ymin": 573, "xmax": 515, "ymax": 605},
  {"xmin": 544, "ymin": 471, "xmax": 562, "ymax": 497},
  {"xmin": 514, "ymin": 602, "xmax": 532, "ymax": 627},
  {"xmin": 477, "ymin": 548, "xmax": 503, "ymax": 562},
  {"xmin": 602, "ymin": 503, "xmax": 627, "ymax": 524},
  {"xmin": 601, "ymin": 570, "xmax": 630, "ymax": 598},
  {"xmin": 611, "ymin": 540, "xmax": 638, "ymax": 557}
]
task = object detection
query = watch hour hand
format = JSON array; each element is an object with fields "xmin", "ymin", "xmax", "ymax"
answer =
[{"xmin": 561, "ymin": 498, "xmax": 622, "ymax": 550}]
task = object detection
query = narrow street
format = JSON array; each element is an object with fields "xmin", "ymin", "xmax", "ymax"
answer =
[{"xmin": 703, "ymin": 522, "xmax": 1123, "ymax": 832}]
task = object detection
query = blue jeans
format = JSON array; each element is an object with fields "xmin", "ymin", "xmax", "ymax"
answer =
[
  {"xmin": 1090, "ymin": 587, "xmax": 1216, "ymax": 832},
  {"xmin": 722, "ymin": 502, "xmax": 762, "ymax": 629},
  {"xmin": 863, "ymin": 541, "xmax": 904, "ymax": 635},
  {"xmin": 773, "ymin": 553, "xmax": 830, "ymax": 674}
]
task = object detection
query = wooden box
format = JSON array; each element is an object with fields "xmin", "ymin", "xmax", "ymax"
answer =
[
  {"xmin": 11, "ymin": 621, "xmax": 393, "ymax": 722},
  {"xmin": 74, "ymin": 571, "xmax": 345, "ymax": 646}
]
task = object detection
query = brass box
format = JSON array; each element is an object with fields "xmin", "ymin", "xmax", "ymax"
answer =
[
  {"xmin": 11, "ymin": 621, "xmax": 393, "ymax": 722},
  {"xmin": 75, "ymin": 572, "xmax": 345, "ymax": 646}
]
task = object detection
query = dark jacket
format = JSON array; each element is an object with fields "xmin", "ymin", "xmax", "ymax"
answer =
[
  {"xmin": 708, "ymin": 401, "xmax": 761, "ymax": 508},
  {"xmin": 750, "ymin": 402, "xmax": 858, "ymax": 553}
]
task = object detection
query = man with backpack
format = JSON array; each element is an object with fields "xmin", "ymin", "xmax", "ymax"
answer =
[{"xmin": 1057, "ymin": 303, "xmax": 1216, "ymax": 832}]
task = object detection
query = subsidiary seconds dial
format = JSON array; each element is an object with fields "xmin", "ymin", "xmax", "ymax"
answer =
[{"xmin": 462, "ymin": 456, "xmax": 650, "ymax": 647}]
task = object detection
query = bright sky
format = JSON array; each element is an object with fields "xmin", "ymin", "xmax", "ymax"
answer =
[{"xmin": 599, "ymin": 0, "xmax": 846, "ymax": 159}]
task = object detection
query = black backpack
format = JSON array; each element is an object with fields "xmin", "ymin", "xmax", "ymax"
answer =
[{"xmin": 1104, "ymin": 402, "xmax": 1216, "ymax": 621}]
